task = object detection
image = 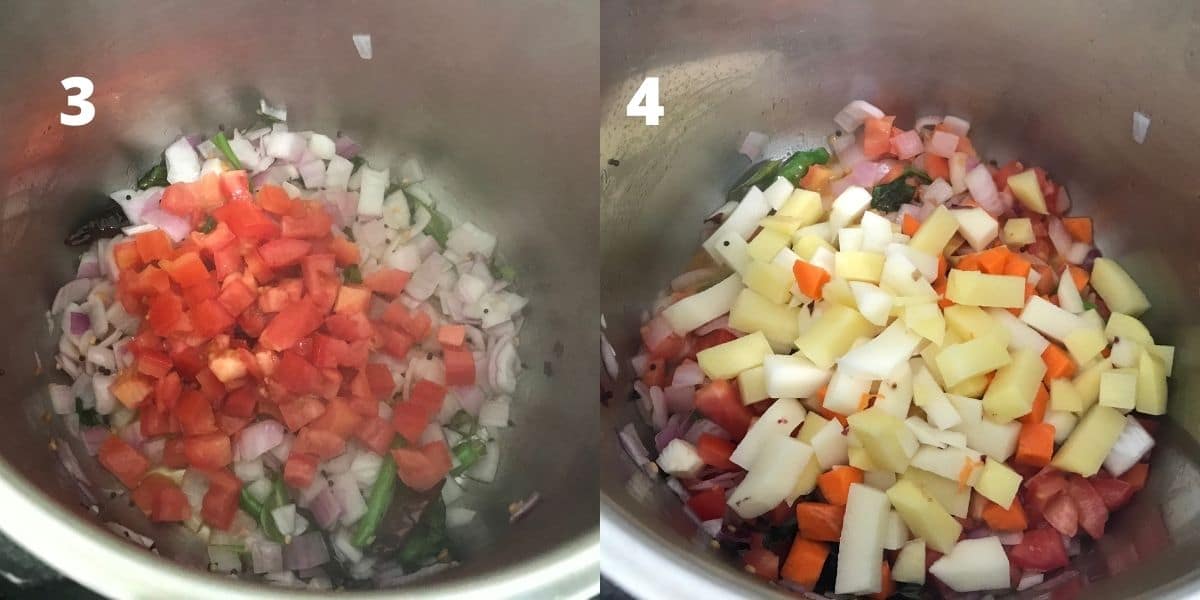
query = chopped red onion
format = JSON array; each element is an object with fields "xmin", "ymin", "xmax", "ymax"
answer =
[
  {"xmin": 926, "ymin": 130, "xmax": 960, "ymax": 158},
  {"xmin": 829, "ymin": 175, "xmax": 854, "ymax": 199},
  {"xmin": 265, "ymin": 132, "xmax": 307, "ymax": 163},
  {"xmin": 671, "ymin": 360, "xmax": 705, "ymax": 387},
  {"xmin": 53, "ymin": 280, "xmax": 93, "ymax": 315},
  {"xmin": 1047, "ymin": 217, "xmax": 1075, "ymax": 258},
  {"xmin": 407, "ymin": 253, "xmax": 449, "ymax": 301},
  {"xmin": 298, "ymin": 157, "xmax": 327, "ymax": 189},
  {"xmin": 118, "ymin": 420, "xmax": 144, "ymax": 449},
  {"xmin": 738, "ymin": 131, "xmax": 769, "ymax": 161},
  {"xmin": 446, "ymin": 223, "xmax": 498, "ymax": 259},
  {"xmin": 81, "ymin": 426, "xmax": 110, "ymax": 456},
  {"xmin": 663, "ymin": 385, "xmax": 696, "ymax": 414},
  {"xmin": 283, "ymin": 531, "xmax": 330, "ymax": 571},
  {"xmin": 455, "ymin": 386, "xmax": 486, "ymax": 416},
  {"xmin": 1017, "ymin": 572, "xmax": 1044, "ymax": 591},
  {"xmin": 308, "ymin": 486, "xmax": 343, "ymax": 531},
  {"xmin": 891, "ymin": 130, "xmax": 924, "ymax": 160},
  {"xmin": 684, "ymin": 418, "xmax": 728, "ymax": 444},
  {"xmin": 649, "ymin": 386, "xmax": 668, "ymax": 430},
  {"xmin": 965, "ymin": 164, "xmax": 1003, "ymax": 215},
  {"xmin": 250, "ymin": 540, "xmax": 283, "ymax": 574},
  {"xmin": 913, "ymin": 115, "xmax": 942, "ymax": 130},
  {"xmin": 331, "ymin": 473, "xmax": 368, "ymax": 525},
  {"xmin": 92, "ymin": 373, "xmax": 116, "ymax": 415},
  {"xmin": 235, "ymin": 420, "xmax": 285, "ymax": 461},
  {"xmin": 922, "ymin": 178, "xmax": 954, "ymax": 205},
  {"xmin": 641, "ymin": 315, "xmax": 674, "ymax": 349},
  {"xmin": 699, "ymin": 519, "xmax": 723, "ymax": 538},
  {"xmin": 654, "ymin": 413, "xmax": 689, "ymax": 451},
  {"xmin": 1132, "ymin": 111, "xmax": 1150, "ymax": 144},
  {"xmin": 1065, "ymin": 242, "xmax": 1091, "ymax": 265},
  {"xmin": 688, "ymin": 470, "xmax": 744, "ymax": 491},
  {"xmin": 618, "ymin": 423, "xmax": 656, "ymax": 475},
  {"xmin": 850, "ymin": 161, "xmax": 889, "ymax": 187},
  {"xmin": 334, "ymin": 135, "xmax": 361, "ymax": 160},
  {"xmin": 508, "ymin": 491, "xmax": 541, "ymax": 523},
  {"xmin": 941, "ymin": 115, "xmax": 971, "ymax": 137},
  {"xmin": 1053, "ymin": 186, "xmax": 1072, "ymax": 214},
  {"xmin": 833, "ymin": 100, "xmax": 885, "ymax": 132},
  {"xmin": 601, "ymin": 333, "xmax": 619, "ymax": 380}
]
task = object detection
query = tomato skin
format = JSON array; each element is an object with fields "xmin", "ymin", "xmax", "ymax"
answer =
[
  {"xmin": 443, "ymin": 349, "xmax": 476, "ymax": 386},
  {"xmin": 140, "ymin": 401, "xmax": 177, "ymax": 438},
  {"xmin": 1067, "ymin": 475, "xmax": 1109, "ymax": 539},
  {"xmin": 355, "ymin": 417, "xmax": 395, "ymax": 455},
  {"xmin": 275, "ymin": 350, "xmax": 322, "ymax": 394},
  {"xmin": 154, "ymin": 371, "xmax": 182, "ymax": 410},
  {"xmin": 176, "ymin": 390, "xmax": 218, "ymax": 435},
  {"xmin": 686, "ymin": 487, "xmax": 727, "ymax": 521},
  {"xmin": 98, "ymin": 435, "xmax": 150, "ymax": 488},
  {"xmin": 283, "ymin": 452, "xmax": 319, "ymax": 489},
  {"xmin": 134, "ymin": 230, "xmax": 174, "ymax": 263},
  {"xmin": 184, "ymin": 433, "xmax": 233, "ymax": 470},
  {"xmin": 392, "ymin": 441, "xmax": 453, "ymax": 492},
  {"xmin": 218, "ymin": 170, "xmax": 251, "ymax": 203},
  {"xmin": 694, "ymin": 380, "xmax": 752, "ymax": 439},
  {"xmin": 259, "ymin": 238, "xmax": 313, "ymax": 268},
  {"xmin": 161, "ymin": 183, "xmax": 200, "ymax": 218},
  {"xmin": 310, "ymin": 397, "xmax": 363, "ymax": 438},
  {"xmin": 293, "ymin": 426, "xmax": 347, "ymax": 460},
  {"xmin": 256, "ymin": 185, "xmax": 296, "ymax": 215},
  {"xmin": 364, "ymin": 363, "xmax": 395, "ymax": 400},
  {"xmin": 191, "ymin": 299, "xmax": 236, "ymax": 338},
  {"xmin": 363, "ymin": 269, "xmax": 410, "ymax": 297},
  {"xmin": 696, "ymin": 434, "xmax": 737, "ymax": 470},
  {"xmin": 311, "ymin": 334, "xmax": 349, "ymax": 368},
  {"xmin": 1091, "ymin": 476, "xmax": 1134, "ymax": 510},
  {"xmin": 301, "ymin": 254, "xmax": 340, "ymax": 313},
  {"xmin": 1008, "ymin": 527, "xmax": 1069, "ymax": 572},
  {"xmin": 259, "ymin": 299, "xmax": 324, "ymax": 351},
  {"xmin": 279, "ymin": 395, "xmax": 327, "ymax": 431},
  {"xmin": 163, "ymin": 251, "xmax": 211, "ymax": 288}
]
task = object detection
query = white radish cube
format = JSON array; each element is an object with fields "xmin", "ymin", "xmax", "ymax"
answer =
[
  {"xmin": 987, "ymin": 308, "xmax": 1051, "ymax": 354},
  {"xmin": 829, "ymin": 186, "xmax": 873, "ymax": 231},
  {"xmin": 1099, "ymin": 368, "xmax": 1138, "ymax": 411},
  {"xmin": 905, "ymin": 417, "xmax": 966, "ymax": 448},
  {"xmin": 763, "ymin": 354, "xmax": 833, "ymax": 399},
  {"xmin": 953, "ymin": 417, "xmax": 1021, "ymax": 461},
  {"xmin": 881, "ymin": 252, "xmax": 938, "ymax": 299},
  {"xmin": 730, "ymin": 398, "xmax": 807, "ymax": 469},
  {"xmin": 1020, "ymin": 296, "xmax": 1087, "ymax": 342},
  {"xmin": 883, "ymin": 510, "xmax": 910, "ymax": 550},
  {"xmin": 839, "ymin": 320, "xmax": 922, "ymax": 380},
  {"xmin": 910, "ymin": 446, "xmax": 982, "ymax": 485},
  {"xmin": 702, "ymin": 187, "xmax": 772, "ymax": 262},
  {"xmin": 893, "ymin": 539, "xmax": 926, "ymax": 584},
  {"xmin": 1045, "ymin": 410, "xmax": 1079, "ymax": 443},
  {"xmin": 838, "ymin": 227, "xmax": 864, "ymax": 252},
  {"xmin": 810, "ymin": 419, "xmax": 850, "ymax": 469},
  {"xmin": 761, "ymin": 176, "xmax": 795, "ymax": 211},
  {"xmin": 885, "ymin": 243, "xmax": 939, "ymax": 282},
  {"xmin": 656, "ymin": 439, "xmax": 705, "ymax": 478},
  {"xmin": 951, "ymin": 208, "xmax": 999, "ymax": 251},
  {"xmin": 860, "ymin": 211, "xmax": 895, "ymax": 253},
  {"xmin": 929, "ymin": 537, "xmax": 1011, "ymax": 592},
  {"xmin": 849, "ymin": 281, "xmax": 895, "ymax": 327},
  {"xmin": 835, "ymin": 483, "xmax": 891, "ymax": 595},
  {"xmin": 875, "ymin": 362, "xmax": 914, "ymax": 419},
  {"xmin": 728, "ymin": 436, "xmax": 814, "ymax": 519},
  {"xmin": 1103, "ymin": 415, "xmax": 1154, "ymax": 476},
  {"xmin": 822, "ymin": 369, "xmax": 873, "ymax": 415},
  {"xmin": 947, "ymin": 394, "xmax": 983, "ymax": 425},
  {"xmin": 661, "ymin": 274, "xmax": 743, "ymax": 334},
  {"xmin": 712, "ymin": 231, "xmax": 752, "ymax": 274}
]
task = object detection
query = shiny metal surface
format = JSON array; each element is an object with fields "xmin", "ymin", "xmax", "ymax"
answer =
[
  {"xmin": 0, "ymin": 0, "xmax": 597, "ymax": 597},
  {"xmin": 601, "ymin": 1, "xmax": 1200, "ymax": 598}
]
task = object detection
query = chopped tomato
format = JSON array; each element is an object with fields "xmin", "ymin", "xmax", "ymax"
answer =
[
  {"xmin": 1067, "ymin": 475, "xmax": 1109, "ymax": 539},
  {"xmin": 333, "ymin": 286, "xmax": 371, "ymax": 315},
  {"xmin": 324, "ymin": 312, "xmax": 373, "ymax": 341},
  {"xmin": 215, "ymin": 278, "xmax": 256, "ymax": 316},
  {"xmin": 862, "ymin": 116, "xmax": 897, "ymax": 159},
  {"xmin": 256, "ymin": 184, "xmax": 295, "ymax": 215},
  {"xmin": 437, "ymin": 325, "xmax": 466, "ymax": 348},
  {"xmin": 218, "ymin": 170, "xmax": 251, "ymax": 202},
  {"xmin": 310, "ymin": 397, "xmax": 363, "ymax": 438},
  {"xmin": 162, "ymin": 438, "xmax": 188, "ymax": 469},
  {"xmin": 443, "ymin": 348, "xmax": 476, "ymax": 386},
  {"xmin": 180, "ymin": 277, "xmax": 221, "ymax": 308},
  {"xmin": 279, "ymin": 395, "xmax": 327, "ymax": 431},
  {"xmin": 1043, "ymin": 494, "xmax": 1079, "ymax": 537},
  {"xmin": 640, "ymin": 324, "xmax": 684, "ymax": 360},
  {"xmin": 392, "ymin": 441, "xmax": 452, "ymax": 492},
  {"xmin": 237, "ymin": 304, "xmax": 269, "ymax": 337},
  {"xmin": 311, "ymin": 334, "xmax": 350, "ymax": 368},
  {"xmin": 692, "ymin": 329, "xmax": 737, "ymax": 355},
  {"xmin": 355, "ymin": 417, "xmax": 395, "ymax": 455},
  {"xmin": 301, "ymin": 254, "xmax": 340, "ymax": 313},
  {"xmin": 259, "ymin": 238, "xmax": 313, "ymax": 268},
  {"xmin": 382, "ymin": 302, "xmax": 432, "ymax": 339},
  {"xmin": 1008, "ymin": 527, "xmax": 1069, "ymax": 572},
  {"xmin": 136, "ymin": 350, "xmax": 172, "ymax": 379},
  {"xmin": 742, "ymin": 546, "xmax": 780, "ymax": 581},
  {"xmin": 212, "ymin": 243, "xmax": 242, "ymax": 280},
  {"xmin": 694, "ymin": 380, "xmax": 752, "ymax": 439},
  {"xmin": 280, "ymin": 202, "xmax": 333, "ymax": 239},
  {"xmin": 162, "ymin": 251, "xmax": 210, "ymax": 288},
  {"xmin": 147, "ymin": 293, "xmax": 185, "ymax": 335},
  {"xmin": 222, "ymin": 386, "xmax": 260, "ymax": 418},
  {"xmin": 363, "ymin": 268, "xmax": 411, "ymax": 297},
  {"xmin": 184, "ymin": 433, "xmax": 232, "ymax": 470},
  {"xmin": 214, "ymin": 200, "xmax": 280, "ymax": 241},
  {"xmin": 259, "ymin": 299, "xmax": 324, "ymax": 351},
  {"xmin": 98, "ymin": 435, "xmax": 149, "ymax": 488},
  {"xmin": 283, "ymin": 452, "xmax": 319, "ymax": 488},
  {"xmin": 191, "ymin": 174, "xmax": 226, "ymax": 212},
  {"xmin": 392, "ymin": 380, "xmax": 445, "ymax": 444},
  {"xmin": 686, "ymin": 487, "xmax": 727, "ymax": 521},
  {"xmin": 377, "ymin": 325, "xmax": 415, "ymax": 358},
  {"xmin": 111, "ymin": 370, "xmax": 154, "ymax": 409},
  {"xmin": 154, "ymin": 371, "xmax": 182, "ymax": 410},
  {"xmin": 195, "ymin": 367, "xmax": 226, "ymax": 401},
  {"xmin": 275, "ymin": 350, "xmax": 322, "ymax": 394},
  {"xmin": 1091, "ymin": 476, "xmax": 1134, "ymax": 510},
  {"xmin": 126, "ymin": 266, "xmax": 171, "ymax": 297},
  {"xmin": 696, "ymin": 434, "xmax": 737, "ymax": 470},
  {"xmin": 160, "ymin": 183, "xmax": 202, "ymax": 219},
  {"xmin": 293, "ymin": 426, "xmax": 347, "ymax": 460},
  {"xmin": 134, "ymin": 229, "xmax": 174, "ymax": 263},
  {"xmin": 201, "ymin": 483, "xmax": 239, "ymax": 530},
  {"xmin": 192, "ymin": 221, "xmax": 236, "ymax": 251},
  {"xmin": 140, "ymin": 401, "xmax": 176, "ymax": 438},
  {"xmin": 190, "ymin": 299, "xmax": 236, "ymax": 338},
  {"xmin": 132, "ymin": 473, "xmax": 191, "ymax": 522},
  {"xmin": 329, "ymin": 236, "xmax": 361, "ymax": 266},
  {"xmin": 364, "ymin": 363, "xmax": 395, "ymax": 400},
  {"xmin": 176, "ymin": 390, "xmax": 218, "ymax": 435},
  {"xmin": 242, "ymin": 247, "xmax": 276, "ymax": 284}
]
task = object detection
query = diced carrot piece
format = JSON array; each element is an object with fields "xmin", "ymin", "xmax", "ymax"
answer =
[
  {"xmin": 817, "ymin": 466, "xmax": 864, "ymax": 507},
  {"xmin": 437, "ymin": 325, "xmax": 467, "ymax": 347},
  {"xmin": 982, "ymin": 499, "xmax": 1028, "ymax": 532},
  {"xmin": 1121, "ymin": 463, "xmax": 1149, "ymax": 491},
  {"xmin": 975, "ymin": 246, "xmax": 1012, "ymax": 275},
  {"xmin": 799, "ymin": 164, "xmax": 833, "ymax": 194},
  {"xmin": 957, "ymin": 458, "xmax": 982, "ymax": 491},
  {"xmin": 1015, "ymin": 422, "xmax": 1055, "ymax": 467},
  {"xmin": 1019, "ymin": 384, "xmax": 1050, "ymax": 424},
  {"xmin": 792, "ymin": 260, "xmax": 831, "ymax": 301},
  {"xmin": 901, "ymin": 214, "xmax": 920, "ymax": 237},
  {"xmin": 795, "ymin": 502, "xmax": 845, "ymax": 542},
  {"xmin": 1041, "ymin": 344, "xmax": 1076, "ymax": 384},
  {"xmin": 874, "ymin": 562, "xmax": 895, "ymax": 600},
  {"xmin": 1068, "ymin": 265, "xmax": 1089, "ymax": 292},
  {"xmin": 1062, "ymin": 217, "xmax": 1093, "ymax": 244},
  {"xmin": 1004, "ymin": 253, "xmax": 1032, "ymax": 278},
  {"xmin": 780, "ymin": 537, "xmax": 829, "ymax": 590},
  {"xmin": 925, "ymin": 154, "xmax": 950, "ymax": 181},
  {"xmin": 936, "ymin": 255, "xmax": 949, "ymax": 282},
  {"xmin": 956, "ymin": 253, "xmax": 982, "ymax": 272}
]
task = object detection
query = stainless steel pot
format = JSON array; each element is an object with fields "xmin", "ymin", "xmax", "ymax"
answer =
[
  {"xmin": 601, "ymin": 1, "xmax": 1200, "ymax": 597},
  {"xmin": 0, "ymin": 1, "xmax": 598, "ymax": 597}
]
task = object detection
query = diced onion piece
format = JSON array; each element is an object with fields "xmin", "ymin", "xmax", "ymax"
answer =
[
  {"xmin": 834, "ymin": 100, "xmax": 885, "ymax": 132},
  {"xmin": 164, "ymin": 137, "xmax": 202, "ymax": 184}
]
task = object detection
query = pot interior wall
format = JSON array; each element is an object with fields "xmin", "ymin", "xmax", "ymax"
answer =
[
  {"xmin": 601, "ymin": 1, "xmax": 1200, "ymax": 597},
  {"xmin": 0, "ymin": 0, "xmax": 597, "ymax": 595}
]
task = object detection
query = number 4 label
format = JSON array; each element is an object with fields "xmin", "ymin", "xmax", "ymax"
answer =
[
  {"xmin": 60, "ymin": 76, "xmax": 96, "ymax": 127},
  {"xmin": 626, "ymin": 77, "xmax": 664, "ymax": 126}
]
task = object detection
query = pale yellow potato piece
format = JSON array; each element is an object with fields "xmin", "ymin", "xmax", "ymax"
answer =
[
  {"xmin": 1074, "ymin": 358, "xmax": 1113, "ymax": 412},
  {"xmin": 835, "ymin": 251, "xmax": 885, "ymax": 284},
  {"xmin": 848, "ymin": 446, "xmax": 879, "ymax": 471},
  {"xmin": 982, "ymin": 348, "xmax": 1047, "ymax": 422},
  {"xmin": 696, "ymin": 331, "xmax": 773, "ymax": 380},
  {"xmin": 973, "ymin": 460, "xmax": 1022, "ymax": 509},
  {"xmin": 778, "ymin": 189, "xmax": 824, "ymax": 224},
  {"xmin": 909, "ymin": 206, "xmax": 959, "ymax": 256},
  {"xmin": 1049, "ymin": 378, "xmax": 1084, "ymax": 413},
  {"xmin": 947, "ymin": 375, "xmax": 989, "ymax": 399},
  {"xmin": 797, "ymin": 412, "xmax": 830, "ymax": 444},
  {"xmin": 758, "ymin": 215, "xmax": 806, "ymax": 236},
  {"xmin": 945, "ymin": 270, "xmax": 1025, "ymax": 308},
  {"xmin": 848, "ymin": 407, "xmax": 919, "ymax": 474},
  {"xmin": 1064, "ymin": 327, "xmax": 1107, "ymax": 365},
  {"xmin": 737, "ymin": 365, "xmax": 769, "ymax": 405},
  {"xmin": 902, "ymin": 468, "xmax": 971, "ymax": 518},
  {"xmin": 747, "ymin": 228, "xmax": 791, "ymax": 263},
  {"xmin": 943, "ymin": 305, "xmax": 1007, "ymax": 345},
  {"xmin": 789, "ymin": 453, "xmax": 823, "ymax": 500},
  {"xmin": 905, "ymin": 302, "xmax": 946, "ymax": 346},
  {"xmin": 936, "ymin": 336, "xmax": 1012, "ymax": 387},
  {"xmin": 821, "ymin": 277, "xmax": 858, "ymax": 308},
  {"xmin": 794, "ymin": 235, "xmax": 837, "ymax": 261},
  {"xmin": 794, "ymin": 303, "xmax": 874, "ymax": 369},
  {"xmin": 1091, "ymin": 258, "xmax": 1151, "ymax": 317},
  {"xmin": 743, "ymin": 260, "xmax": 793, "ymax": 305},
  {"xmin": 1136, "ymin": 349, "xmax": 1168, "ymax": 415},
  {"xmin": 887, "ymin": 479, "xmax": 963, "ymax": 554},
  {"xmin": 1002, "ymin": 218, "xmax": 1034, "ymax": 246},
  {"xmin": 1098, "ymin": 368, "xmax": 1138, "ymax": 411},
  {"xmin": 728, "ymin": 288, "xmax": 800, "ymax": 353},
  {"xmin": 893, "ymin": 539, "xmax": 927, "ymax": 584},
  {"xmin": 1051, "ymin": 405, "xmax": 1126, "ymax": 476},
  {"xmin": 1007, "ymin": 170, "xmax": 1048, "ymax": 214},
  {"xmin": 1104, "ymin": 312, "xmax": 1154, "ymax": 346}
]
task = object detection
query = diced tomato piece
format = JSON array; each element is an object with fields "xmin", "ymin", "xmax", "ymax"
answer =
[
  {"xmin": 391, "ymin": 381, "xmax": 446, "ymax": 444},
  {"xmin": 161, "ymin": 183, "xmax": 201, "ymax": 218},
  {"xmin": 364, "ymin": 363, "xmax": 395, "ymax": 400},
  {"xmin": 329, "ymin": 236, "xmax": 361, "ymax": 266},
  {"xmin": 1008, "ymin": 527, "xmax": 1069, "ymax": 572},
  {"xmin": 283, "ymin": 452, "xmax": 320, "ymax": 489},
  {"xmin": 147, "ymin": 293, "xmax": 184, "ymax": 335},
  {"xmin": 214, "ymin": 200, "xmax": 281, "ymax": 241},
  {"xmin": 1091, "ymin": 476, "xmax": 1134, "ymax": 511},
  {"xmin": 111, "ymin": 370, "xmax": 154, "ymax": 409},
  {"xmin": 1120, "ymin": 462, "xmax": 1149, "ymax": 491},
  {"xmin": 162, "ymin": 437, "xmax": 188, "ymax": 469},
  {"xmin": 1067, "ymin": 475, "xmax": 1109, "ymax": 539},
  {"xmin": 377, "ymin": 325, "xmax": 415, "ymax": 359},
  {"xmin": 181, "ymin": 277, "xmax": 221, "ymax": 308},
  {"xmin": 641, "ymin": 324, "xmax": 685, "ymax": 360},
  {"xmin": 113, "ymin": 241, "xmax": 144, "ymax": 272},
  {"xmin": 191, "ymin": 173, "xmax": 225, "ymax": 212},
  {"xmin": 131, "ymin": 473, "xmax": 175, "ymax": 515},
  {"xmin": 275, "ymin": 350, "xmax": 322, "ymax": 394},
  {"xmin": 215, "ymin": 278, "xmax": 254, "ymax": 316},
  {"xmin": 189, "ymin": 299, "xmax": 236, "ymax": 338},
  {"xmin": 237, "ymin": 304, "xmax": 268, "ymax": 337},
  {"xmin": 687, "ymin": 487, "xmax": 727, "ymax": 521},
  {"xmin": 259, "ymin": 299, "xmax": 324, "ymax": 351},
  {"xmin": 392, "ymin": 441, "xmax": 452, "ymax": 492},
  {"xmin": 311, "ymin": 335, "xmax": 350, "ymax": 368},
  {"xmin": 342, "ymin": 339, "xmax": 370, "ymax": 370},
  {"xmin": 259, "ymin": 238, "xmax": 313, "ymax": 268},
  {"xmin": 134, "ymin": 230, "xmax": 174, "ymax": 263},
  {"xmin": 211, "ymin": 243, "xmax": 242, "ymax": 280},
  {"xmin": 161, "ymin": 251, "xmax": 209, "ymax": 288},
  {"xmin": 355, "ymin": 417, "xmax": 394, "ymax": 455},
  {"xmin": 293, "ymin": 426, "xmax": 347, "ymax": 460},
  {"xmin": 258, "ymin": 286, "xmax": 290, "ymax": 314},
  {"xmin": 347, "ymin": 393, "xmax": 377, "ymax": 418},
  {"xmin": 126, "ymin": 265, "xmax": 171, "ymax": 298},
  {"xmin": 242, "ymin": 248, "xmax": 276, "ymax": 284},
  {"xmin": 152, "ymin": 482, "xmax": 191, "ymax": 522},
  {"xmin": 695, "ymin": 380, "xmax": 752, "ymax": 439},
  {"xmin": 192, "ymin": 220, "xmax": 236, "ymax": 251},
  {"xmin": 140, "ymin": 401, "xmax": 175, "ymax": 438},
  {"xmin": 333, "ymin": 286, "xmax": 371, "ymax": 315},
  {"xmin": 862, "ymin": 115, "xmax": 896, "ymax": 159},
  {"xmin": 201, "ymin": 485, "xmax": 239, "ymax": 530},
  {"xmin": 176, "ymin": 390, "xmax": 218, "ymax": 435},
  {"xmin": 348, "ymin": 369, "xmax": 372, "ymax": 399},
  {"xmin": 324, "ymin": 313, "xmax": 373, "ymax": 341},
  {"xmin": 135, "ymin": 350, "xmax": 172, "ymax": 379},
  {"xmin": 218, "ymin": 170, "xmax": 251, "ymax": 202},
  {"xmin": 692, "ymin": 329, "xmax": 737, "ymax": 355},
  {"xmin": 443, "ymin": 348, "xmax": 475, "ymax": 386},
  {"xmin": 222, "ymin": 386, "xmax": 260, "ymax": 418},
  {"xmin": 311, "ymin": 397, "xmax": 363, "ymax": 438},
  {"xmin": 1043, "ymin": 494, "xmax": 1079, "ymax": 537},
  {"xmin": 743, "ymin": 545, "xmax": 780, "ymax": 582},
  {"xmin": 281, "ymin": 203, "xmax": 333, "ymax": 239},
  {"xmin": 184, "ymin": 433, "xmax": 232, "ymax": 470},
  {"xmin": 382, "ymin": 302, "xmax": 431, "ymax": 339},
  {"xmin": 98, "ymin": 435, "xmax": 150, "ymax": 488},
  {"xmin": 154, "ymin": 371, "xmax": 182, "ymax": 410},
  {"xmin": 363, "ymin": 268, "xmax": 410, "ymax": 297},
  {"xmin": 301, "ymin": 254, "xmax": 340, "ymax": 313},
  {"xmin": 256, "ymin": 184, "xmax": 295, "ymax": 215},
  {"xmin": 437, "ymin": 325, "xmax": 466, "ymax": 348},
  {"xmin": 696, "ymin": 434, "xmax": 737, "ymax": 470},
  {"xmin": 279, "ymin": 395, "xmax": 327, "ymax": 431}
]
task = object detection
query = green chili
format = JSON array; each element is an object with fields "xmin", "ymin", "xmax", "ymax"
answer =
[
  {"xmin": 399, "ymin": 497, "xmax": 447, "ymax": 569},
  {"xmin": 351, "ymin": 453, "xmax": 398, "ymax": 547},
  {"xmin": 197, "ymin": 215, "xmax": 217, "ymax": 234},
  {"xmin": 343, "ymin": 264, "xmax": 363, "ymax": 284},
  {"xmin": 450, "ymin": 439, "xmax": 487, "ymax": 476},
  {"xmin": 211, "ymin": 131, "xmax": 243, "ymax": 170},
  {"xmin": 136, "ymin": 161, "xmax": 169, "ymax": 190}
]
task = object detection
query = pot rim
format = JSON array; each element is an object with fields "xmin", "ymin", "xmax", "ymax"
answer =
[{"xmin": 0, "ymin": 456, "xmax": 598, "ymax": 599}]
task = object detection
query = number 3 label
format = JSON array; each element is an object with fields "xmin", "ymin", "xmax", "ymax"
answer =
[
  {"xmin": 626, "ymin": 77, "xmax": 664, "ymax": 126},
  {"xmin": 60, "ymin": 76, "xmax": 96, "ymax": 127}
]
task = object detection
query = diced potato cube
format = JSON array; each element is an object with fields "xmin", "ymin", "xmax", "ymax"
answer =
[
  {"xmin": 974, "ymin": 459, "xmax": 1022, "ymax": 509},
  {"xmin": 1049, "ymin": 378, "xmax": 1084, "ymax": 413},
  {"xmin": 1045, "ymin": 410, "xmax": 1079, "ymax": 443},
  {"xmin": 730, "ymin": 398, "xmax": 807, "ymax": 468},
  {"xmin": 936, "ymin": 336, "xmax": 1012, "ymax": 387},
  {"xmin": 737, "ymin": 365, "xmax": 768, "ymax": 405},
  {"xmin": 865, "ymin": 470, "xmax": 898, "ymax": 491},
  {"xmin": 886, "ymin": 479, "xmax": 963, "ymax": 553},
  {"xmin": 1064, "ymin": 327, "xmax": 1107, "ymax": 365},
  {"xmin": 747, "ymin": 228, "xmax": 791, "ymax": 264},
  {"xmin": 953, "ymin": 417, "xmax": 1021, "ymax": 462},
  {"xmin": 793, "ymin": 222, "xmax": 835, "ymax": 245},
  {"xmin": 822, "ymin": 369, "xmax": 873, "ymax": 415},
  {"xmin": 905, "ymin": 302, "xmax": 946, "ymax": 346},
  {"xmin": 794, "ymin": 234, "xmax": 837, "ymax": 261},
  {"xmin": 893, "ymin": 539, "xmax": 926, "ymax": 584},
  {"xmin": 1109, "ymin": 338, "xmax": 1141, "ymax": 370},
  {"xmin": 821, "ymin": 277, "xmax": 857, "ymax": 308},
  {"xmin": 840, "ymin": 320, "xmax": 923, "ymax": 380},
  {"xmin": 982, "ymin": 348, "xmax": 1047, "ymax": 422},
  {"xmin": 778, "ymin": 189, "xmax": 824, "ymax": 225},
  {"xmin": 881, "ymin": 253, "xmax": 939, "ymax": 299},
  {"xmin": 1136, "ymin": 349, "xmax": 1167, "ymax": 415},
  {"xmin": 661, "ymin": 273, "xmax": 744, "ymax": 334},
  {"xmin": 835, "ymin": 484, "xmax": 891, "ymax": 595},
  {"xmin": 912, "ymin": 366, "xmax": 962, "ymax": 430},
  {"xmin": 835, "ymin": 251, "xmax": 885, "ymax": 283},
  {"xmin": 1098, "ymin": 368, "xmax": 1138, "ymax": 411},
  {"xmin": 886, "ymin": 243, "xmax": 939, "ymax": 281},
  {"xmin": 728, "ymin": 288, "xmax": 801, "ymax": 352},
  {"xmin": 1002, "ymin": 218, "xmax": 1034, "ymax": 246},
  {"xmin": 763, "ymin": 354, "xmax": 833, "ymax": 399},
  {"xmin": 943, "ymin": 305, "xmax": 1007, "ymax": 345},
  {"xmin": 848, "ymin": 446, "xmax": 879, "ymax": 471},
  {"xmin": 848, "ymin": 407, "xmax": 919, "ymax": 474},
  {"xmin": 1091, "ymin": 258, "xmax": 1151, "ymax": 317},
  {"xmin": 910, "ymin": 446, "xmax": 982, "ymax": 485},
  {"xmin": 1007, "ymin": 170, "xmax": 1047, "ymax": 213},
  {"xmin": 744, "ymin": 260, "xmax": 794, "ymax": 304},
  {"xmin": 1020, "ymin": 296, "xmax": 1087, "ymax": 342},
  {"xmin": 794, "ymin": 303, "xmax": 874, "ymax": 368},
  {"xmin": 828, "ymin": 186, "xmax": 873, "ymax": 231},
  {"xmin": 758, "ymin": 215, "xmax": 806, "ymax": 236},
  {"xmin": 947, "ymin": 374, "xmax": 989, "ymax": 399},
  {"xmin": 861, "ymin": 211, "xmax": 896, "ymax": 253},
  {"xmin": 1105, "ymin": 312, "xmax": 1154, "ymax": 346},
  {"xmin": 945, "ymin": 270, "xmax": 1025, "ymax": 308},
  {"xmin": 909, "ymin": 206, "xmax": 959, "ymax": 256},
  {"xmin": 902, "ymin": 468, "xmax": 971, "ymax": 517},
  {"xmin": 696, "ymin": 331, "xmax": 773, "ymax": 379},
  {"xmin": 951, "ymin": 208, "xmax": 999, "ymax": 251},
  {"xmin": 1051, "ymin": 405, "xmax": 1126, "ymax": 476},
  {"xmin": 1073, "ymin": 358, "xmax": 1113, "ymax": 412},
  {"xmin": 728, "ymin": 435, "xmax": 815, "ymax": 518}
]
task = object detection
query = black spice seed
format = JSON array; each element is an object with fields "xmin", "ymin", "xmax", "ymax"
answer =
[
  {"xmin": 607, "ymin": 158, "xmax": 621, "ymax": 167},
  {"xmin": 543, "ymin": 361, "xmax": 553, "ymax": 377},
  {"xmin": 723, "ymin": 241, "xmax": 730, "ymax": 247}
]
